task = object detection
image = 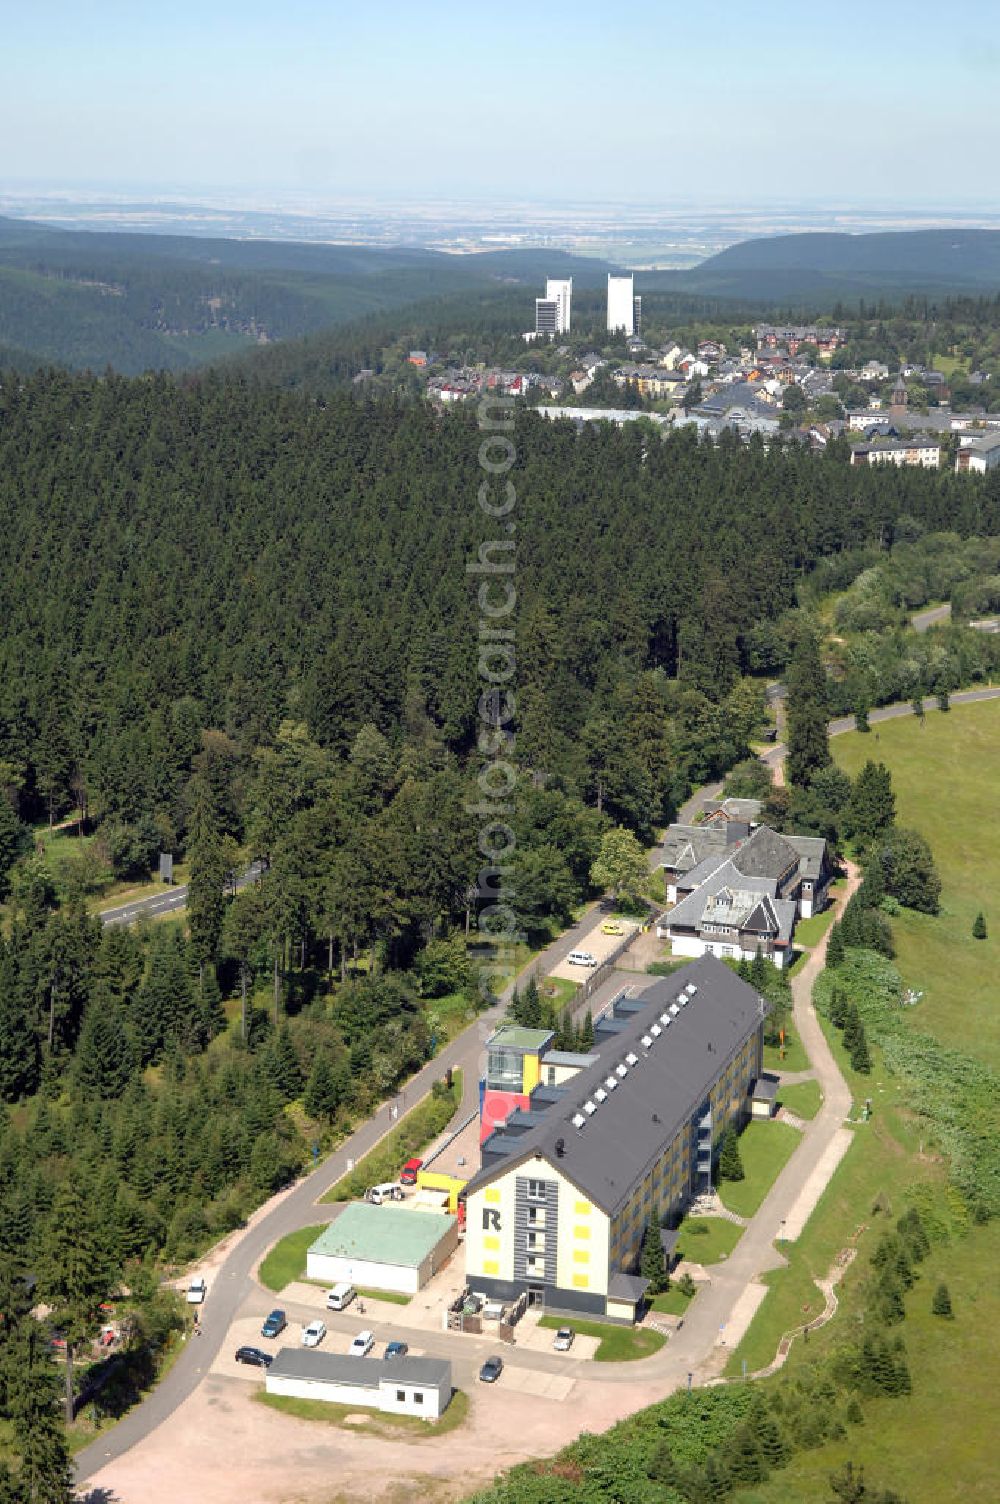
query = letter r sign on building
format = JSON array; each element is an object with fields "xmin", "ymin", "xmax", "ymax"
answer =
[{"xmin": 482, "ymin": 1208, "xmax": 501, "ymax": 1232}]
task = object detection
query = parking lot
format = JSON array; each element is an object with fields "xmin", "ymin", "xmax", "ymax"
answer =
[{"xmin": 548, "ymin": 919, "xmax": 641, "ymax": 982}]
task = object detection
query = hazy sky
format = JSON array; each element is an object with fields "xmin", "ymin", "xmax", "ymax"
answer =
[{"xmin": 4, "ymin": 0, "xmax": 1000, "ymax": 204}]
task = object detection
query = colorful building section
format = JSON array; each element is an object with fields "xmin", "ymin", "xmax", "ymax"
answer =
[
  {"xmin": 479, "ymin": 1024, "xmax": 553, "ymax": 1143},
  {"xmin": 464, "ymin": 956, "xmax": 765, "ymax": 1323}
]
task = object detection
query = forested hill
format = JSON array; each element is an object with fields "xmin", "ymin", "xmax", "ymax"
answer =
[
  {"xmin": 648, "ymin": 228, "xmax": 1000, "ymax": 301},
  {"xmin": 1, "ymin": 368, "xmax": 997, "ymax": 864},
  {"xmin": 0, "ymin": 214, "xmax": 610, "ymax": 373}
]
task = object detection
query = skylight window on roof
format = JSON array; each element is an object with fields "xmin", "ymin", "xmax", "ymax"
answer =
[
  {"xmin": 659, "ymin": 1013, "xmax": 670, "ymax": 1026},
  {"xmin": 650, "ymin": 1023, "xmax": 662, "ymax": 1037},
  {"xmin": 583, "ymin": 1100, "xmax": 597, "ymax": 1115},
  {"xmin": 572, "ymin": 1113, "xmax": 585, "ymax": 1129},
  {"xmin": 679, "ymin": 995, "xmax": 689, "ymax": 1006},
  {"xmin": 641, "ymin": 1034, "xmax": 653, "ymax": 1048},
  {"xmin": 594, "ymin": 1088, "xmax": 607, "ymax": 1103},
  {"xmin": 669, "ymin": 1003, "xmax": 680, "ymax": 1016},
  {"xmin": 605, "ymin": 1075, "xmax": 618, "ymax": 1090},
  {"xmin": 616, "ymin": 1063, "xmax": 628, "ymax": 1078},
  {"xmin": 686, "ymin": 985, "xmax": 698, "ymax": 996},
  {"xmin": 625, "ymin": 1052, "xmax": 639, "ymax": 1066}
]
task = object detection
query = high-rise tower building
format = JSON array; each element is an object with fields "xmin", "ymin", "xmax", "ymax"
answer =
[{"xmin": 607, "ymin": 274, "xmax": 635, "ymax": 335}]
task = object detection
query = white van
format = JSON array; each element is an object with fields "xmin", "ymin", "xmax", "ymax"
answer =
[
  {"xmin": 567, "ymin": 950, "xmax": 598, "ymax": 967},
  {"xmin": 365, "ymin": 1182, "xmax": 404, "ymax": 1205},
  {"xmin": 326, "ymin": 1282, "xmax": 357, "ymax": 1312}
]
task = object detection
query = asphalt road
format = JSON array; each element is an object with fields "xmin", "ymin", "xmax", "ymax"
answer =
[
  {"xmin": 100, "ymin": 862, "xmax": 265, "ymax": 928},
  {"xmin": 75, "ymin": 894, "xmax": 625, "ymax": 1481},
  {"xmin": 79, "ymin": 684, "xmax": 1000, "ymax": 1480},
  {"xmin": 911, "ymin": 602, "xmax": 951, "ymax": 633}
]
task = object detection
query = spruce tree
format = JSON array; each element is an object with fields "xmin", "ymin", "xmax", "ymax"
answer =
[
  {"xmin": 826, "ymin": 923, "xmax": 846, "ymax": 969},
  {"xmin": 931, "ymin": 1281, "xmax": 953, "ymax": 1318},
  {"xmin": 829, "ymin": 986, "xmax": 847, "ymax": 1028},
  {"xmin": 640, "ymin": 1220, "xmax": 668, "ymax": 1294},
  {"xmin": 973, "ymin": 911, "xmax": 987, "ymax": 940},
  {"xmin": 0, "ymin": 1275, "xmax": 74, "ymax": 1503},
  {"xmin": 861, "ymin": 857, "xmax": 885, "ymax": 909},
  {"xmin": 841, "ymin": 1001, "xmax": 862, "ymax": 1052},
  {"xmin": 304, "ymin": 1052, "xmax": 338, "ymax": 1121},
  {"xmin": 850, "ymin": 1025, "xmax": 872, "ymax": 1075},
  {"xmin": 578, "ymin": 1009, "xmax": 594, "ymax": 1049},
  {"xmin": 718, "ymin": 1125, "xmax": 745, "ymax": 1182},
  {"xmin": 786, "ymin": 632, "xmax": 832, "ymax": 788},
  {"xmin": 36, "ymin": 1181, "xmax": 117, "ymax": 1423}
]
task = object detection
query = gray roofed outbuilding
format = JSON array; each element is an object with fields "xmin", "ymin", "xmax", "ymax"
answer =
[{"xmin": 267, "ymin": 1348, "xmax": 452, "ymax": 1391}]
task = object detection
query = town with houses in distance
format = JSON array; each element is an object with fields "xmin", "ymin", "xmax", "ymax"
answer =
[{"xmin": 398, "ymin": 272, "xmax": 1000, "ymax": 474}]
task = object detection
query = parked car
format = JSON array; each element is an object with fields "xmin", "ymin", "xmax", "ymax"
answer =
[
  {"xmin": 479, "ymin": 1355, "xmax": 504, "ymax": 1384},
  {"xmin": 566, "ymin": 950, "xmax": 597, "ymax": 967},
  {"xmin": 601, "ymin": 921, "xmax": 624, "ymax": 936},
  {"xmin": 350, "ymin": 1329, "xmax": 375, "ymax": 1357},
  {"xmin": 384, "ymin": 1340, "xmax": 409, "ymax": 1359},
  {"xmin": 301, "ymin": 1320, "xmax": 327, "ymax": 1348},
  {"xmin": 326, "ymin": 1283, "xmax": 356, "ymax": 1311},
  {"xmin": 185, "ymin": 1277, "xmax": 207, "ymax": 1304},
  {"xmin": 399, "ymin": 1157, "xmax": 423, "ymax": 1186},
  {"xmin": 365, "ymin": 1182, "xmax": 404, "ymax": 1205},
  {"xmin": 553, "ymin": 1326, "xmax": 575, "ymax": 1352},
  {"xmin": 261, "ymin": 1309, "xmax": 287, "ymax": 1339},
  {"xmin": 235, "ymin": 1346, "xmax": 273, "ymax": 1368}
]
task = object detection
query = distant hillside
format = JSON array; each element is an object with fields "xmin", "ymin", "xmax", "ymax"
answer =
[
  {"xmin": 642, "ymin": 228, "xmax": 1000, "ymax": 303},
  {"xmin": 0, "ymin": 214, "xmax": 612, "ymax": 373}
]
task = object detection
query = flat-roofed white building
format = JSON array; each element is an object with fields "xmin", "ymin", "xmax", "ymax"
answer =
[{"xmin": 607, "ymin": 274, "xmax": 635, "ymax": 335}]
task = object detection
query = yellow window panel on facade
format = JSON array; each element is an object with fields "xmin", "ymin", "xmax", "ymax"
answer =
[
  {"xmin": 482, "ymin": 1260, "xmax": 499, "ymax": 1275},
  {"xmin": 574, "ymin": 1224, "xmax": 591, "ymax": 1239},
  {"xmin": 483, "ymin": 1235, "xmax": 500, "ymax": 1251},
  {"xmin": 572, "ymin": 1273, "xmax": 589, "ymax": 1288},
  {"xmin": 574, "ymin": 1200, "xmax": 592, "ymax": 1214},
  {"xmin": 573, "ymin": 1248, "xmax": 590, "ymax": 1264},
  {"xmin": 485, "ymin": 1188, "xmax": 500, "ymax": 1204}
]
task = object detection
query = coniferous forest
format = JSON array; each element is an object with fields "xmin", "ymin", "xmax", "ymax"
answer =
[{"xmin": 1, "ymin": 365, "xmax": 1000, "ymax": 1476}]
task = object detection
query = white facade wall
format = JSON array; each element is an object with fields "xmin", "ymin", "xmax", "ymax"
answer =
[
  {"xmin": 607, "ymin": 275, "xmax": 635, "ymax": 334},
  {"xmin": 266, "ymin": 1372, "xmax": 445, "ymax": 1419},
  {"xmin": 546, "ymin": 278, "xmax": 573, "ymax": 334},
  {"xmin": 665, "ymin": 930, "xmax": 791, "ymax": 970},
  {"xmin": 268, "ymin": 1373, "xmax": 382, "ymax": 1407},
  {"xmin": 305, "ymin": 1252, "xmax": 420, "ymax": 1294},
  {"xmin": 378, "ymin": 1377, "xmax": 445, "ymax": 1419}
]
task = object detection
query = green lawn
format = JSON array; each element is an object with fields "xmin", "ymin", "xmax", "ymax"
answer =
[
  {"xmin": 649, "ymin": 1286, "xmax": 694, "ymax": 1316},
  {"xmin": 792, "ymin": 905, "xmax": 837, "ymax": 949},
  {"xmin": 258, "ymin": 1223, "xmax": 328, "ymax": 1293},
  {"xmin": 763, "ymin": 1033, "xmax": 810, "ymax": 1073},
  {"xmin": 777, "ymin": 1079, "xmax": 822, "ymax": 1120},
  {"xmin": 537, "ymin": 975, "xmax": 579, "ymax": 1010},
  {"xmin": 255, "ymin": 1386, "xmax": 469, "ymax": 1436},
  {"xmin": 537, "ymin": 1315, "xmax": 665, "ymax": 1362},
  {"xmin": 835, "ymin": 699, "xmax": 1000, "ymax": 1070},
  {"xmin": 320, "ymin": 1072, "xmax": 462, "ymax": 1204},
  {"xmin": 720, "ymin": 701, "xmax": 1000, "ymax": 1502},
  {"xmin": 717, "ymin": 1120, "xmax": 802, "ymax": 1218},
  {"xmin": 674, "ymin": 1215, "xmax": 744, "ymax": 1266},
  {"xmin": 354, "ymin": 1286, "xmax": 411, "ymax": 1305}
]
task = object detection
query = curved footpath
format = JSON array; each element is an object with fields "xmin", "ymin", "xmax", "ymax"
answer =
[
  {"xmin": 78, "ymin": 689, "xmax": 992, "ymax": 1486},
  {"xmin": 75, "ymin": 897, "xmax": 621, "ymax": 1481}
]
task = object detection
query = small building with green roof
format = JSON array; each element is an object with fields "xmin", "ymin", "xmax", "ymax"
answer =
[{"xmin": 306, "ymin": 1203, "xmax": 459, "ymax": 1294}]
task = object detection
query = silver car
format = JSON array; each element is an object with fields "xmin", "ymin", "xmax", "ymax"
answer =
[{"xmin": 553, "ymin": 1326, "xmax": 575, "ymax": 1352}]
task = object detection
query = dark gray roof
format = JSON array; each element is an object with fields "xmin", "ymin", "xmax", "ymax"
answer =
[
  {"xmin": 667, "ymin": 858, "xmax": 776, "ymax": 928},
  {"xmin": 658, "ymin": 822, "xmax": 730, "ymax": 872},
  {"xmin": 607, "ymin": 1271, "xmax": 650, "ymax": 1302},
  {"xmin": 267, "ymin": 1348, "xmax": 451, "ymax": 1391},
  {"xmin": 783, "ymin": 834, "xmax": 828, "ymax": 881},
  {"xmin": 751, "ymin": 1074, "xmax": 779, "ymax": 1102},
  {"xmin": 730, "ymin": 825, "xmax": 800, "ymax": 881},
  {"xmin": 543, "ymin": 1050, "xmax": 599, "ymax": 1068},
  {"xmin": 466, "ymin": 956, "xmax": 766, "ymax": 1217}
]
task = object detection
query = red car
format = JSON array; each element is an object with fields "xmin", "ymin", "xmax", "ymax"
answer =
[{"xmin": 399, "ymin": 1157, "xmax": 423, "ymax": 1186}]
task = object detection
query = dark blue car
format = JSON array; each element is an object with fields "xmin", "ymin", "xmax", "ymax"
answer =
[
  {"xmin": 384, "ymin": 1340, "xmax": 409, "ymax": 1359},
  {"xmin": 261, "ymin": 1309, "xmax": 287, "ymax": 1339}
]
